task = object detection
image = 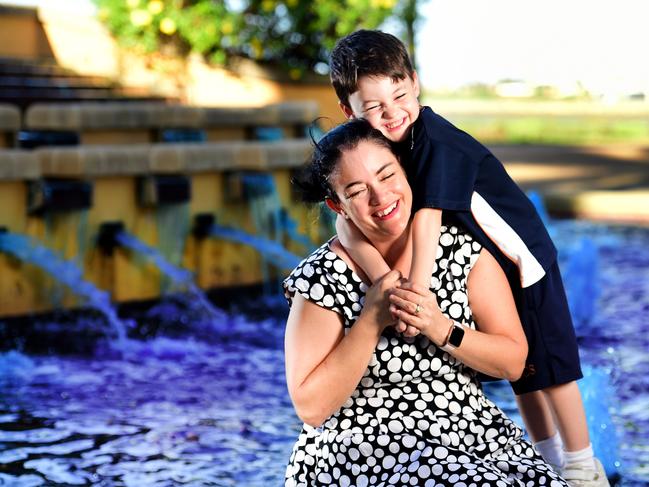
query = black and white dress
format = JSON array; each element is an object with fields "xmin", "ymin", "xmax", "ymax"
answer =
[{"xmin": 283, "ymin": 225, "xmax": 568, "ymax": 487}]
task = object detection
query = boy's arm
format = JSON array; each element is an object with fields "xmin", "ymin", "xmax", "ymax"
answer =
[
  {"xmin": 336, "ymin": 213, "xmax": 390, "ymax": 284},
  {"xmin": 409, "ymin": 208, "xmax": 442, "ymax": 289}
]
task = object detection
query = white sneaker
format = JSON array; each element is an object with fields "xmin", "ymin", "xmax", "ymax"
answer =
[{"xmin": 561, "ymin": 457, "xmax": 610, "ymax": 487}]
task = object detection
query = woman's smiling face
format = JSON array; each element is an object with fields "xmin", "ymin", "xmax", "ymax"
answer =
[{"xmin": 328, "ymin": 139, "xmax": 412, "ymax": 244}]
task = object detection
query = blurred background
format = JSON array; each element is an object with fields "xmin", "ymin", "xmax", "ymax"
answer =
[{"xmin": 0, "ymin": 0, "xmax": 647, "ymax": 485}]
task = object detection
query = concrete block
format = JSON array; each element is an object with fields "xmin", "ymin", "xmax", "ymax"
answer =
[
  {"xmin": 25, "ymin": 103, "xmax": 82, "ymax": 130},
  {"xmin": 232, "ymin": 142, "xmax": 268, "ymax": 169},
  {"xmin": 271, "ymin": 100, "xmax": 320, "ymax": 124},
  {"xmin": 266, "ymin": 139, "xmax": 312, "ymax": 168},
  {"xmin": 37, "ymin": 144, "xmax": 149, "ymax": 176},
  {"xmin": 0, "ymin": 104, "xmax": 21, "ymax": 131},
  {"xmin": 0, "ymin": 150, "xmax": 40, "ymax": 179},
  {"xmin": 202, "ymin": 105, "xmax": 279, "ymax": 127}
]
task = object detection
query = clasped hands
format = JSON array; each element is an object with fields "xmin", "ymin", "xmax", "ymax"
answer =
[
  {"xmin": 362, "ymin": 269, "xmax": 453, "ymax": 347},
  {"xmin": 368, "ymin": 270, "xmax": 449, "ymax": 344}
]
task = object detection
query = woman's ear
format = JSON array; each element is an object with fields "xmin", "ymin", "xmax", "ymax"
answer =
[{"xmin": 325, "ymin": 197, "xmax": 348, "ymax": 218}]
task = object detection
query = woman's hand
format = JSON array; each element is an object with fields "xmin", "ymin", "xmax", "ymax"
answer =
[{"xmin": 389, "ymin": 282, "xmax": 452, "ymax": 346}]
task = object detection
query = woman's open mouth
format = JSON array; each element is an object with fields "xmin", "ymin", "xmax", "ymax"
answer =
[{"xmin": 373, "ymin": 200, "xmax": 399, "ymax": 220}]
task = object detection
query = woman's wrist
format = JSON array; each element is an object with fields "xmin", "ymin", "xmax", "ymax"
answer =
[{"xmin": 430, "ymin": 316, "xmax": 454, "ymax": 347}]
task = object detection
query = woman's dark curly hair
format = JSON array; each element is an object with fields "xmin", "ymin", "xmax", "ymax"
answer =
[{"xmin": 293, "ymin": 118, "xmax": 395, "ymax": 204}]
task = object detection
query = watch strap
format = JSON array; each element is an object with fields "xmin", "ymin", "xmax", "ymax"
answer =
[{"xmin": 440, "ymin": 321, "xmax": 467, "ymax": 352}]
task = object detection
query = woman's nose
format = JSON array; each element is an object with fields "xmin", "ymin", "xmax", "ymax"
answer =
[{"xmin": 369, "ymin": 186, "xmax": 388, "ymax": 206}]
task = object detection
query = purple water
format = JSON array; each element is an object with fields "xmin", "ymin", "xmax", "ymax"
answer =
[{"xmin": 0, "ymin": 221, "xmax": 647, "ymax": 486}]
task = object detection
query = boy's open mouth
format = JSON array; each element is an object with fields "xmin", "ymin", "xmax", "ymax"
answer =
[{"xmin": 385, "ymin": 117, "xmax": 407, "ymax": 131}]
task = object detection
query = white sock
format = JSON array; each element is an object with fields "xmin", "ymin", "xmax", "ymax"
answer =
[
  {"xmin": 564, "ymin": 443, "xmax": 596, "ymax": 470},
  {"xmin": 534, "ymin": 431, "xmax": 565, "ymax": 469}
]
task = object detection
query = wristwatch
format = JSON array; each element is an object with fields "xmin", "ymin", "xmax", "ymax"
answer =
[{"xmin": 441, "ymin": 321, "xmax": 466, "ymax": 351}]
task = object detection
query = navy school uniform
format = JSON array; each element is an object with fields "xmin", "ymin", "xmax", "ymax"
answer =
[{"xmin": 402, "ymin": 106, "xmax": 582, "ymax": 394}]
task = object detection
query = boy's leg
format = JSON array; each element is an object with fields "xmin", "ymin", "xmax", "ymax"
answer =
[
  {"xmin": 515, "ymin": 390, "xmax": 557, "ymax": 443},
  {"xmin": 516, "ymin": 391, "xmax": 565, "ymax": 470},
  {"xmin": 512, "ymin": 263, "xmax": 609, "ymax": 485},
  {"xmin": 543, "ymin": 381, "xmax": 590, "ymax": 451}
]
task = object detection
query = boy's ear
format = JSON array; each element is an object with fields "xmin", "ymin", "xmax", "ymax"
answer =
[
  {"xmin": 412, "ymin": 70, "xmax": 421, "ymax": 98},
  {"xmin": 339, "ymin": 102, "xmax": 355, "ymax": 120}
]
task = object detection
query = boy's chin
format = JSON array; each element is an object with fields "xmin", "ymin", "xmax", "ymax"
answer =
[{"xmin": 382, "ymin": 129, "xmax": 409, "ymax": 143}]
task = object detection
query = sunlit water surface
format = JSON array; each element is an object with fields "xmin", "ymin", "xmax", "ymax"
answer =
[{"xmin": 0, "ymin": 221, "xmax": 647, "ymax": 486}]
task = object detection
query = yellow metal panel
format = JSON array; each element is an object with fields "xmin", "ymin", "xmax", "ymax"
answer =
[{"xmin": 0, "ymin": 181, "xmax": 27, "ymax": 230}]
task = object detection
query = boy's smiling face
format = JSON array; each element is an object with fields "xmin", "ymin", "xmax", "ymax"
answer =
[{"xmin": 342, "ymin": 72, "xmax": 421, "ymax": 143}]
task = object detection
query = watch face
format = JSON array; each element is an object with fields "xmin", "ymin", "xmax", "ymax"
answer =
[{"xmin": 448, "ymin": 325, "xmax": 465, "ymax": 347}]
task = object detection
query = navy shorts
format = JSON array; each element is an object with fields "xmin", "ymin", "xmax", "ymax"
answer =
[{"xmin": 509, "ymin": 261, "xmax": 583, "ymax": 395}]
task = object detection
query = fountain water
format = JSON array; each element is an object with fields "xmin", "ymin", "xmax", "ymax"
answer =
[
  {"xmin": 2, "ymin": 218, "xmax": 642, "ymax": 485},
  {"xmin": 114, "ymin": 231, "xmax": 222, "ymax": 321},
  {"xmin": 207, "ymin": 172, "xmax": 313, "ymax": 294},
  {"xmin": 562, "ymin": 237, "xmax": 599, "ymax": 328},
  {"xmin": 1, "ymin": 192, "xmax": 646, "ymax": 485},
  {"xmin": 0, "ymin": 232, "xmax": 128, "ymax": 344},
  {"xmin": 242, "ymin": 177, "xmax": 315, "ymax": 254},
  {"xmin": 207, "ymin": 223, "xmax": 302, "ymax": 270}
]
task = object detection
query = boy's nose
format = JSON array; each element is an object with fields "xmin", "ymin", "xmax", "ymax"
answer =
[{"xmin": 383, "ymin": 104, "xmax": 397, "ymax": 119}]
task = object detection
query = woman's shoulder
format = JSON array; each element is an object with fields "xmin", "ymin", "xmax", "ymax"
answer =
[{"xmin": 283, "ymin": 238, "xmax": 367, "ymax": 315}]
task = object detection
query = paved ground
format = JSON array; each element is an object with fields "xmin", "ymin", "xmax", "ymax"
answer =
[{"xmin": 489, "ymin": 144, "xmax": 649, "ymax": 225}]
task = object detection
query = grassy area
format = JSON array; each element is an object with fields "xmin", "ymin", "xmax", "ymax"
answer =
[
  {"xmin": 446, "ymin": 116, "xmax": 649, "ymax": 145},
  {"xmin": 422, "ymin": 97, "xmax": 649, "ymax": 145}
]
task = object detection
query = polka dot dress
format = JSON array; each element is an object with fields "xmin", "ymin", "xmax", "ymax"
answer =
[{"xmin": 283, "ymin": 225, "xmax": 568, "ymax": 487}]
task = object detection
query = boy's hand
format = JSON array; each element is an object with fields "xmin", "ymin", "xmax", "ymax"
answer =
[
  {"xmin": 361, "ymin": 269, "xmax": 402, "ymax": 330},
  {"xmin": 394, "ymin": 319, "xmax": 419, "ymax": 337},
  {"xmin": 393, "ymin": 278, "xmax": 421, "ymax": 337}
]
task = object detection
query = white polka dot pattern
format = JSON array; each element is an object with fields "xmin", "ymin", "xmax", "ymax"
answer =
[{"xmin": 283, "ymin": 225, "xmax": 568, "ymax": 486}]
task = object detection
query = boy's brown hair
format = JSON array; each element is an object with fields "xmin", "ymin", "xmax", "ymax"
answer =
[{"xmin": 329, "ymin": 29, "xmax": 415, "ymax": 108}]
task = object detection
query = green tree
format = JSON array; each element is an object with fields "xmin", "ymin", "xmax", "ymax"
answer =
[
  {"xmin": 94, "ymin": 0, "xmax": 398, "ymax": 78},
  {"xmin": 391, "ymin": 0, "xmax": 430, "ymax": 70}
]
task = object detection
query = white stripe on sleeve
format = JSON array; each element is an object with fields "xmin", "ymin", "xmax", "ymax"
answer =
[{"xmin": 470, "ymin": 192, "xmax": 546, "ymax": 287}]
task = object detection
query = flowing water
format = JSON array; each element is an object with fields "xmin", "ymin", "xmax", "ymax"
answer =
[{"xmin": 0, "ymin": 221, "xmax": 647, "ymax": 486}]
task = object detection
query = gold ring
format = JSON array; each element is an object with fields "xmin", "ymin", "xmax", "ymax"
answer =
[{"xmin": 415, "ymin": 303, "xmax": 423, "ymax": 314}]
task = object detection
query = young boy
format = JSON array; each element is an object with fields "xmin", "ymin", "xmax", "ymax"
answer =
[{"xmin": 328, "ymin": 29, "xmax": 609, "ymax": 487}]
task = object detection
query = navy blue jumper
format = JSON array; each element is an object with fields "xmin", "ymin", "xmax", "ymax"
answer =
[{"xmin": 403, "ymin": 106, "xmax": 582, "ymax": 394}]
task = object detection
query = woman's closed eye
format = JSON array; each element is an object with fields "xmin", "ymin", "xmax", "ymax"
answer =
[
  {"xmin": 347, "ymin": 187, "xmax": 367, "ymax": 199},
  {"xmin": 380, "ymin": 173, "xmax": 395, "ymax": 181}
]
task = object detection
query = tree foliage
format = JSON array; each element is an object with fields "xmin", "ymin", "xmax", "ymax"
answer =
[{"xmin": 94, "ymin": 0, "xmax": 398, "ymax": 78}]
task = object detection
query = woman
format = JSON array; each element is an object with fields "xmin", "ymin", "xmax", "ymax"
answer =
[{"xmin": 283, "ymin": 119, "xmax": 568, "ymax": 486}]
